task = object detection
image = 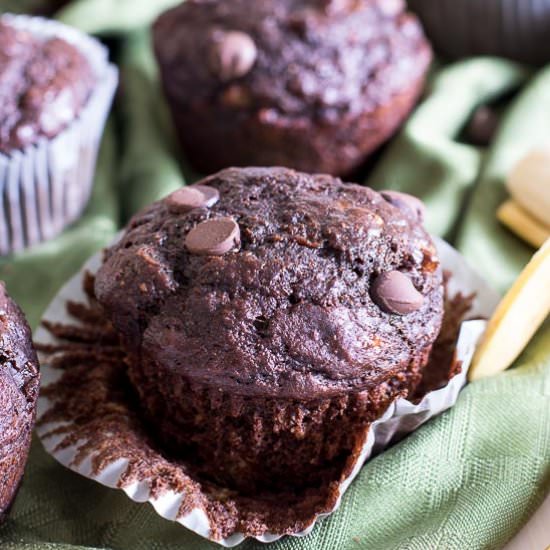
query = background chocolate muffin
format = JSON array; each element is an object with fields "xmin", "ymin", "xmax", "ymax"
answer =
[
  {"xmin": 95, "ymin": 167, "xmax": 444, "ymax": 495},
  {"xmin": 408, "ymin": 0, "xmax": 550, "ymax": 65},
  {"xmin": 0, "ymin": 13, "xmax": 118, "ymax": 256},
  {"xmin": 0, "ymin": 1, "xmax": 69, "ymax": 15},
  {"xmin": 0, "ymin": 284, "xmax": 40, "ymax": 520},
  {"xmin": 153, "ymin": 0, "xmax": 432, "ymax": 176},
  {"xmin": 0, "ymin": 20, "xmax": 94, "ymax": 153}
]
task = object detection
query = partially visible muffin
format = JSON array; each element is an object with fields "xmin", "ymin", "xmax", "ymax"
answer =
[
  {"xmin": 0, "ymin": 20, "xmax": 94, "ymax": 153},
  {"xmin": 153, "ymin": 0, "xmax": 432, "ymax": 176},
  {"xmin": 409, "ymin": 0, "xmax": 550, "ymax": 65},
  {"xmin": 0, "ymin": 13, "xmax": 117, "ymax": 256},
  {"xmin": 95, "ymin": 167, "xmax": 443, "ymax": 494},
  {"xmin": 0, "ymin": 1, "xmax": 69, "ymax": 15},
  {"xmin": 0, "ymin": 284, "xmax": 40, "ymax": 520}
]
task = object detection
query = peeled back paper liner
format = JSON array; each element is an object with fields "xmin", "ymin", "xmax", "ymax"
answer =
[
  {"xmin": 35, "ymin": 237, "xmax": 500, "ymax": 546},
  {"xmin": 0, "ymin": 14, "xmax": 118, "ymax": 255}
]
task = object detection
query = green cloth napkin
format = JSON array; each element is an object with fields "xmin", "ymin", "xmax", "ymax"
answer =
[{"xmin": 1, "ymin": 2, "xmax": 549, "ymax": 549}]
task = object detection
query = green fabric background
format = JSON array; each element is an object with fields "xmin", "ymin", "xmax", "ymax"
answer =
[{"xmin": 0, "ymin": 2, "xmax": 549, "ymax": 549}]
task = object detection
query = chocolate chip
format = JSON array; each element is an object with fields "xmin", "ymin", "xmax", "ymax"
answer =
[
  {"xmin": 370, "ymin": 271, "xmax": 424, "ymax": 315},
  {"xmin": 381, "ymin": 190, "xmax": 426, "ymax": 222},
  {"xmin": 209, "ymin": 31, "xmax": 257, "ymax": 81},
  {"xmin": 466, "ymin": 105, "xmax": 500, "ymax": 147},
  {"xmin": 166, "ymin": 185, "xmax": 220, "ymax": 212},
  {"xmin": 185, "ymin": 217, "xmax": 241, "ymax": 255}
]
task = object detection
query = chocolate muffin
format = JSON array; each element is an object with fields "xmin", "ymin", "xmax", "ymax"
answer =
[
  {"xmin": 0, "ymin": 0, "xmax": 69, "ymax": 15},
  {"xmin": 0, "ymin": 19, "xmax": 94, "ymax": 153},
  {"xmin": 0, "ymin": 14, "xmax": 117, "ymax": 256},
  {"xmin": 95, "ymin": 167, "xmax": 444, "ymax": 495},
  {"xmin": 153, "ymin": 0, "xmax": 432, "ymax": 176},
  {"xmin": 408, "ymin": 0, "xmax": 550, "ymax": 65},
  {"xmin": 0, "ymin": 283, "xmax": 40, "ymax": 521}
]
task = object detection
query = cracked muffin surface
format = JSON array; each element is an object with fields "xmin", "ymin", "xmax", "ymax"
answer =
[{"xmin": 96, "ymin": 167, "xmax": 443, "ymax": 399}]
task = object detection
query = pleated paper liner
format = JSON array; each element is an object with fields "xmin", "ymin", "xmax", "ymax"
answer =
[
  {"xmin": 35, "ymin": 238, "xmax": 499, "ymax": 546},
  {"xmin": 0, "ymin": 14, "xmax": 118, "ymax": 255}
]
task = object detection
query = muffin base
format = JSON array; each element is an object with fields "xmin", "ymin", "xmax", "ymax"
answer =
[
  {"xmin": 128, "ymin": 344, "xmax": 432, "ymax": 495},
  {"xmin": 163, "ymin": 73, "xmax": 428, "ymax": 177}
]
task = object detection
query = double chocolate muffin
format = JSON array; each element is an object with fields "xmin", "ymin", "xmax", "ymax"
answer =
[
  {"xmin": 0, "ymin": 14, "xmax": 117, "ymax": 256},
  {"xmin": 95, "ymin": 167, "xmax": 444, "ymax": 495},
  {"xmin": 0, "ymin": 19, "xmax": 94, "ymax": 153},
  {"xmin": 0, "ymin": 284, "xmax": 40, "ymax": 520},
  {"xmin": 409, "ymin": 0, "xmax": 550, "ymax": 65},
  {"xmin": 0, "ymin": 1, "xmax": 69, "ymax": 16},
  {"xmin": 153, "ymin": 0, "xmax": 432, "ymax": 176}
]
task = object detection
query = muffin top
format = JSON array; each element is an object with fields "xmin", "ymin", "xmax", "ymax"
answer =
[
  {"xmin": 95, "ymin": 167, "xmax": 444, "ymax": 399},
  {"xmin": 0, "ymin": 20, "xmax": 94, "ymax": 153},
  {"xmin": 0, "ymin": 283, "xmax": 40, "ymax": 450},
  {"xmin": 153, "ymin": 0, "xmax": 431, "ymax": 123}
]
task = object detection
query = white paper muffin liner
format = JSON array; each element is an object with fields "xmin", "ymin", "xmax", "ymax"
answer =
[
  {"xmin": 35, "ymin": 237, "xmax": 500, "ymax": 547},
  {"xmin": 0, "ymin": 14, "xmax": 118, "ymax": 255}
]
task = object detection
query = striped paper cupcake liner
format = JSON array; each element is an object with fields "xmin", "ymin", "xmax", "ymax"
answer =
[{"xmin": 0, "ymin": 14, "xmax": 118, "ymax": 255}]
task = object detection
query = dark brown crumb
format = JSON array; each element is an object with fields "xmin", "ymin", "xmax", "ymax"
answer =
[{"xmin": 37, "ymin": 273, "xmax": 471, "ymax": 540}]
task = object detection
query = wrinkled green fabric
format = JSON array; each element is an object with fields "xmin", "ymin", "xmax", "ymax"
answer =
[{"xmin": 0, "ymin": 2, "xmax": 549, "ymax": 549}]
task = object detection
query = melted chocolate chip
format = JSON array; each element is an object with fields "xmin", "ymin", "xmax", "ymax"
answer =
[
  {"xmin": 381, "ymin": 190, "xmax": 426, "ymax": 222},
  {"xmin": 185, "ymin": 217, "xmax": 241, "ymax": 255},
  {"xmin": 209, "ymin": 31, "xmax": 257, "ymax": 81},
  {"xmin": 371, "ymin": 270, "xmax": 424, "ymax": 315},
  {"xmin": 166, "ymin": 185, "xmax": 220, "ymax": 212}
]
